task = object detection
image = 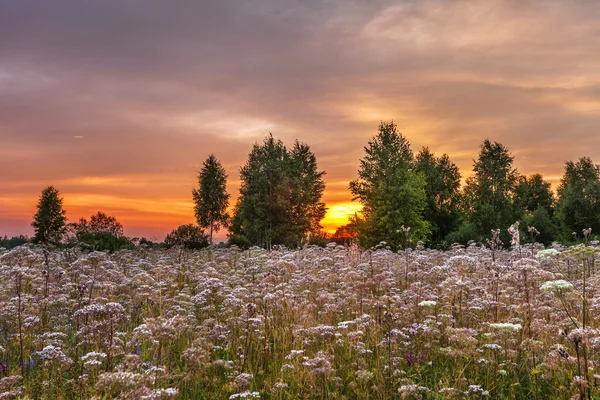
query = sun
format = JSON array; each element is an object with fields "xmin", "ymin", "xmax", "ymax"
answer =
[{"xmin": 321, "ymin": 202, "xmax": 363, "ymax": 233}]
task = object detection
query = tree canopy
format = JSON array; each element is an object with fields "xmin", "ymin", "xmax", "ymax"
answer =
[
  {"xmin": 193, "ymin": 154, "xmax": 230, "ymax": 245},
  {"xmin": 463, "ymin": 140, "xmax": 520, "ymax": 238},
  {"xmin": 165, "ymin": 224, "xmax": 209, "ymax": 250},
  {"xmin": 556, "ymin": 157, "xmax": 600, "ymax": 239},
  {"xmin": 415, "ymin": 147, "xmax": 462, "ymax": 245},
  {"xmin": 67, "ymin": 211, "xmax": 131, "ymax": 251},
  {"xmin": 349, "ymin": 121, "xmax": 429, "ymax": 249},
  {"xmin": 515, "ymin": 173, "xmax": 554, "ymax": 216},
  {"xmin": 32, "ymin": 186, "xmax": 67, "ymax": 245},
  {"xmin": 287, "ymin": 140, "xmax": 327, "ymax": 242},
  {"xmin": 231, "ymin": 135, "xmax": 326, "ymax": 249}
]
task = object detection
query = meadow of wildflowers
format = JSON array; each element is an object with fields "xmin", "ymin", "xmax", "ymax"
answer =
[{"xmin": 1, "ymin": 240, "xmax": 600, "ymax": 399}]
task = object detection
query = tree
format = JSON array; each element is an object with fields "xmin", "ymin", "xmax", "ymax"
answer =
[
  {"xmin": 68, "ymin": 211, "xmax": 124, "ymax": 237},
  {"xmin": 232, "ymin": 135, "xmax": 289, "ymax": 249},
  {"xmin": 331, "ymin": 224, "xmax": 358, "ymax": 246},
  {"xmin": 556, "ymin": 157, "xmax": 600, "ymax": 239},
  {"xmin": 521, "ymin": 206, "xmax": 558, "ymax": 246},
  {"xmin": 287, "ymin": 140, "xmax": 327, "ymax": 243},
  {"xmin": 349, "ymin": 121, "xmax": 429, "ymax": 249},
  {"xmin": 67, "ymin": 211, "xmax": 131, "ymax": 251},
  {"xmin": 32, "ymin": 186, "xmax": 67, "ymax": 244},
  {"xmin": 414, "ymin": 147, "xmax": 462, "ymax": 245},
  {"xmin": 192, "ymin": 154, "xmax": 230, "ymax": 245},
  {"xmin": 0, "ymin": 235, "xmax": 29, "ymax": 249},
  {"xmin": 514, "ymin": 173, "xmax": 558, "ymax": 244},
  {"xmin": 463, "ymin": 140, "xmax": 520, "ymax": 238},
  {"xmin": 515, "ymin": 174, "xmax": 554, "ymax": 216},
  {"xmin": 88, "ymin": 211, "xmax": 124, "ymax": 236},
  {"xmin": 231, "ymin": 134, "xmax": 327, "ymax": 249},
  {"xmin": 165, "ymin": 224, "xmax": 208, "ymax": 250}
]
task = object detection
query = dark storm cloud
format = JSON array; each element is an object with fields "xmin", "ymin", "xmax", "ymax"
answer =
[{"xmin": 2, "ymin": 0, "xmax": 600, "ymax": 236}]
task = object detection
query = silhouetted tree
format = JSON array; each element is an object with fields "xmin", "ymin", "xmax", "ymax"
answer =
[
  {"xmin": 331, "ymin": 224, "xmax": 358, "ymax": 246},
  {"xmin": 165, "ymin": 224, "xmax": 208, "ymax": 250},
  {"xmin": 67, "ymin": 211, "xmax": 131, "ymax": 251},
  {"xmin": 32, "ymin": 186, "xmax": 67, "ymax": 244},
  {"xmin": 0, "ymin": 235, "xmax": 29, "ymax": 249},
  {"xmin": 193, "ymin": 154, "xmax": 230, "ymax": 245}
]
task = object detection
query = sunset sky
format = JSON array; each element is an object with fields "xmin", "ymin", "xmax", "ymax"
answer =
[{"xmin": 2, "ymin": 0, "xmax": 600, "ymax": 240}]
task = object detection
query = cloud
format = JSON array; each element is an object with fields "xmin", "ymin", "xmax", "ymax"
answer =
[{"xmin": 1, "ymin": 0, "xmax": 600, "ymax": 237}]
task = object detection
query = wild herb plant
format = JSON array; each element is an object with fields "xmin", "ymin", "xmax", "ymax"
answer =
[{"xmin": 0, "ymin": 238, "xmax": 599, "ymax": 399}]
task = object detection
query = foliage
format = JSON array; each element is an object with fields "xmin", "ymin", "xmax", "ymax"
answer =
[
  {"xmin": 68, "ymin": 211, "xmax": 124, "ymax": 237},
  {"xmin": 444, "ymin": 221, "xmax": 480, "ymax": 246},
  {"xmin": 135, "ymin": 237, "xmax": 164, "ymax": 249},
  {"xmin": 193, "ymin": 154, "xmax": 230, "ymax": 245},
  {"xmin": 75, "ymin": 232, "xmax": 133, "ymax": 252},
  {"xmin": 556, "ymin": 157, "xmax": 600, "ymax": 240},
  {"xmin": 521, "ymin": 206, "xmax": 558, "ymax": 246},
  {"xmin": 515, "ymin": 173, "xmax": 555, "ymax": 216},
  {"xmin": 287, "ymin": 141, "xmax": 327, "ymax": 243},
  {"xmin": 306, "ymin": 230, "xmax": 330, "ymax": 247},
  {"xmin": 0, "ymin": 235, "xmax": 29, "ymax": 249},
  {"xmin": 67, "ymin": 211, "xmax": 132, "ymax": 251},
  {"xmin": 164, "ymin": 224, "xmax": 208, "ymax": 250},
  {"xmin": 463, "ymin": 140, "xmax": 521, "ymax": 240},
  {"xmin": 415, "ymin": 147, "xmax": 462, "ymax": 245},
  {"xmin": 349, "ymin": 121, "xmax": 429, "ymax": 249},
  {"xmin": 231, "ymin": 135, "xmax": 326, "ymax": 249},
  {"xmin": 231, "ymin": 135, "xmax": 289, "ymax": 249},
  {"xmin": 331, "ymin": 224, "xmax": 358, "ymax": 246},
  {"xmin": 227, "ymin": 233, "xmax": 252, "ymax": 249},
  {"xmin": 31, "ymin": 186, "xmax": 67, "ymax": 244},
  {"xmin": 1, "ymin": 242, "xmax": 600, "ymax": 399}
]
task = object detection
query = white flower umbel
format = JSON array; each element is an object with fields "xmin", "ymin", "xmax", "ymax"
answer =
[
  {"xmin": 418, "ymin": 300, "xmax": 437, "ymax": 308},
  {"xmin": 490, "ymin": 323, "xmax": 522, "ymax": 333},
  {"xmin": 230, "ymin": 392, "xmax": 261, "ymax": 399},
  {"xmin": 535, "ymin": 249, "xmax": 561, "ymax": 259},
  {"xmin": 540, "ymin": 280, "xmax": 574, "ymax": 293}
]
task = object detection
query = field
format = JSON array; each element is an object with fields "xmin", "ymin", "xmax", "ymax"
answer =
[{"xmin": 0, "ymin": 242, "xmax": 599, "ymax": 399}]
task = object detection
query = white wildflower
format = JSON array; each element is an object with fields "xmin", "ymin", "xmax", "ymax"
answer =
[
  {"xmin": 540, "ymin": 280, "xmax": 574, "ymax": 292},
  {"xmin": 535, "ymin": 249, "xmax": 561, "ymax": 259},
  {"xmin": 490, "ymin": 323, "xmax": 522, "ymax": 332},
  {"xmin": 229, "ymin": 391, "xmax": 260, "ymax": 399}
]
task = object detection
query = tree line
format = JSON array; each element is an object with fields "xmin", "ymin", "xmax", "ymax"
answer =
[
  {"xmin": 346, "ymin": 121, "xmax": 600, "ymax": 249},
  {"xmin": 6, "ymin": 121, "xmax": 600, "ymax": 251}
]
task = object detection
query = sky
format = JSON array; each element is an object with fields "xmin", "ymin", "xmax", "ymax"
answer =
[{"xmin": 2, "ymin": 0, "xmax": 600, "ymax": 241}]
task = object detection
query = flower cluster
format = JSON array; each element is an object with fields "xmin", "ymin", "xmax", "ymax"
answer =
[{"xmin": 0, "ymin": 240, "xmax": 599, "ymax": 398}]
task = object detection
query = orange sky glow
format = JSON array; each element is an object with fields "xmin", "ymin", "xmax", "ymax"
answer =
[{"xmin": 2, "ymin": 1, "xmax": 600, "ymax": 240}]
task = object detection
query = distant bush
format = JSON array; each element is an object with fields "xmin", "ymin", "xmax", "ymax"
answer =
[
  {"xmin": 66, "ymin": 211, "xmax": 132, "ymax": 252},
  {"xmin": 227, "ymin": 233, "xmax": 252, "ymax": 249},
  {"xmin": 520, "ymin": 206, "xmax": 559, "ymax": 246},
  {"xmin": 74, "ymin": 231, "xmax": 134, "ymax": 252},
  {"xmin": 444, "ymin": 222, "xmax": 480, "ymax": 247},
  {"xmin": 0, "ymin": 235, "xmax": 29, "ymax": 249},
  {"xmin": 165, "ymin": 224, "xmax": 208, "ymax": 250},
  {"xmin": 135, "ymin": 237, "xmax": 165, "ymax": 249}
]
